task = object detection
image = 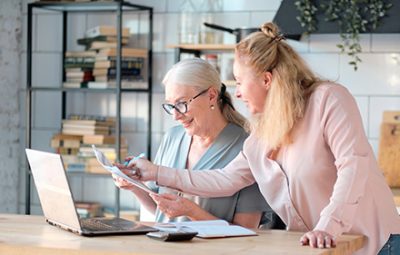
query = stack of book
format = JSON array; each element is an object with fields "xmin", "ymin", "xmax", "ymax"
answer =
[
  {"xmin": 73, "ymin": 25, "xmax": 148, "ymax": 89},
  {"xmin": 75, "ymin": 201, "xmax": 103, "ymax": 218},
  {"xmin": 61, "ymin": 117, "xmax": 115, "ymax": 136},
  {"xmin": 78, "ymin": 25, "xmax": 130, "ymax": 50},
  {"xmin": 80, "ymin": 134, "xmax": 128, "ymax": 174},
  {"xmin": 53, "ymin": 115, "xmax": 127, "ymax": 174},
  {"xmin": 63, "ymin": 51, "xmax": 96, "ymax": 88},
  {"xmin": 51, "ymin": 133, "xmax": 82, "ymax": 155},
  {"xmin": 103, "ymin": 207, "xmax": 139, "ymax": 221},
  {"xmin": 51, "ymin": 133, "xmax": 83, "ymax": 171}
]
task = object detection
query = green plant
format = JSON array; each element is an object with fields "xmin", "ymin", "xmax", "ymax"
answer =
[{"xmin": 295, "ymin": 0, "xmax": 392, "ymax": 71}]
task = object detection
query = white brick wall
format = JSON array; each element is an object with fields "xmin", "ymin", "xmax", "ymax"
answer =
[
  {"xmin": 8, "ymin": 0, "xmax": 400, "ymax": 214},
  {"xmin": 0, "ymin": 0, "xmax": 22, "ymax": 213}
]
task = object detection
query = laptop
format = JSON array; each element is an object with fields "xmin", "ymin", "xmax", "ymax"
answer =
[{"xmin": 25, "ymin": 148, "xmax": 157, "ymax": 236}]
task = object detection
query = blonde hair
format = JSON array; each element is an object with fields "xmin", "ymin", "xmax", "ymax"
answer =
[
  {"xmin": 236, "ymin": 22, "xmax": 320, "ymax": 149},
  {"xmin": 162, "ymin": 58, "xmax": 247, "ymax": 129}
]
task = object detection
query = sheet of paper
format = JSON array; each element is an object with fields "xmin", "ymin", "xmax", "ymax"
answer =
[
  {"xmin": 179, "ymin": 225, "xmax": 256, "ymax": 238},
  {"xmin": 154, "ymin": 220, "xmax": 256, "ymax": 238},
  {"xmin": 92, "ymin": 145, "xmax": 156, "ymax": 195}
]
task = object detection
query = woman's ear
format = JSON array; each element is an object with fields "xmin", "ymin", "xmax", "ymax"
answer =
[
  {"xmin": 208, "ymin": 87, "xmax": 219, "ymax": 103},
  {"xmin": 263, "ymin": 71, "xmax": 273, "ymax": 90}
]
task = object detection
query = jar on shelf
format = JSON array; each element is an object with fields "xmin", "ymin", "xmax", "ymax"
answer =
[
  {"xmin": 179, "ymin": 0, "xmax": 199, "ymax": 44},
  {"xmin": 199, "ymin": 0, "xmax": 222, "ymax": 44}
]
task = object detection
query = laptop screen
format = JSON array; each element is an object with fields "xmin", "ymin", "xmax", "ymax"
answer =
[{"xmin": 25, "ymin": 149, "xmax": 82, "ymax": 231}]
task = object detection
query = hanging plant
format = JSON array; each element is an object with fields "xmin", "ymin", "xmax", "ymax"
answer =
[{"xmin": 295, "ymin": 0, "xmax": 392, "ymax": 71}]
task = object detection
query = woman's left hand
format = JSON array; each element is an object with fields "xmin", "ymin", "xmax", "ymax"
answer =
[
  {"xmin": 300, "ymin": 230, "xmax": 336, "ymax": 248},
  {"xmin": 150, "ymin": 193, "xmax": 194, "ymax": 219}
]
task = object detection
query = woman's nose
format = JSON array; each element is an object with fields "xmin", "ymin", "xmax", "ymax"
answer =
[{"xmin": 172, "ymin": 109, "xmax": 182, "ymax": 120}]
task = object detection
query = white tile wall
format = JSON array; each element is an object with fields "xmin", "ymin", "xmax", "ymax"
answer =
[
  {"xmin": 309, "ymin": 34, "xmax": 371, "ymax": 53},
  {"xmin": 372, "ymin": 34, "xmax": 400, "ymax": 52},
  {"xmin": 36, "ymin": 14, "xmax": 63, "ymax": 52},
  {"xmin": 128, "ymin": 0, "xmax": 167, "ymax": 13},
  {"xmin": 301, "ymin": 53, "xmax": 340, "ymax": 81},
  {"xmin": 32, "ymin": 52, "xmax": 63, "ymax": 87},
  {"xmin": 32, "ymin": 91, "xmax": 62, "ymax": 129},
  {"xmin": 221, "ymin": 0, "xmax": 281, "ymax": 12},
  {"xmin": 18, "ymin": 0, "xmax": 400, "ymax": 215},
  {"xmin": 339, "ymin": 53, "xmax": 400, "ymax": 96},
  {"xmin": 249, "ymin": 11, "xmax": 276, "ymax": 27},
  {"xmin": 67, "ymin": 13, "xmax": 87, "ymax": 52}
]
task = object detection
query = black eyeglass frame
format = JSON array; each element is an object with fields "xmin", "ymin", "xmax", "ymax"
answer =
[{"xmin": 162, "ymin": 88, "xmax": 209, "ymax": 115}]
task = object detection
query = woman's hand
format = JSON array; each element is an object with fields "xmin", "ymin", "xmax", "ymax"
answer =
[
  {"xmin": 112, "ymin": 174, "xmax": 136, "ymax": 190},
  {"xmin": 128, "ymin": 158, "xmax": 159, "ymax": 181},
  {"xmin": 300, "ymin": 230, "xmax": 336, "ymax": 248},
  {"xmin": 149, "ymin": 193, "xmax": 194, "ymax": 219},
  {"xmin": 112, "ymin": 161, "xmax": 145, "ymax": 191}
]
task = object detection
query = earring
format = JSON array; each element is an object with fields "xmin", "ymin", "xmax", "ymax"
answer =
[{"xmin": 210, "ymin": 105, "xmax": 215, "ymax": 110}]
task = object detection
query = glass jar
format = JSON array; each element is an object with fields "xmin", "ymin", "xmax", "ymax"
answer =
[{"xmin": 179, "ymin": 0, "xmax": 198, "ymax": 44}]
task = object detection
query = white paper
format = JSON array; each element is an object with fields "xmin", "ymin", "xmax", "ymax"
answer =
[
  {"xmin": 92, "ymin": 145, "xmax": 155, "ymax": 195},
  {"xmin": 154, "ymin": 220, "xmax": 256, "ymax": 238}
]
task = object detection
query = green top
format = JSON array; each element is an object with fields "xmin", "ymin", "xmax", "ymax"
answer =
[{"xmin": 151, "ymin": 123, "xmax": 271, "ymax": 223}]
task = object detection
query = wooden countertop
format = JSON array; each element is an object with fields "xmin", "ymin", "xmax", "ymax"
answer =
[{"xmin": 0, "ymin": 214, "xmax": 364, "ymax": 255}]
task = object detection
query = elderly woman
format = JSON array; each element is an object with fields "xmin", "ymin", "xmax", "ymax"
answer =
[
  {"xmin": 128, "ymin": 22, "xmax": 400, "ymax": 255},
  {"xmin": 114, "ymin": 58, "xmax": 278, "ymax": 228}
]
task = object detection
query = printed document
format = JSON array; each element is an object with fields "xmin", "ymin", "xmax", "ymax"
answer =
[
  {"xmin": 155, "ymin": 220, "xmax": 257, "ymax": 238},
  {"xmin": 92, "ymin": 145, "xmax": 155, "ymax": 194}
]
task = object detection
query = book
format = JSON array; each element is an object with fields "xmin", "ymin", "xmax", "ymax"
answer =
[
  {"xmin": 51, "ymin": 133, "xmax": 82, "ymax": 148},
  {"xmin": 77, "ymin": 35, "xmax": 129, "ymax": 46},
  {"xmin": 92, "ymin": 68, "xmax": 141, "ymax": 77},
  {"xmin": 97, "ymin": 48, "xmax": 148, "ymax": 58},
  {"xmin": 62, "ymin": 119, "xmax": 113, "ymax": 127},
  {"xmin": 89, "ymin": 41, "xmax": 128, "ymax": 50},
  {"xmin": 155, "ymin": 220, "xmax": 257, "ymax": 239},
  {"xmin": 75, "ymin": 201, "xmax": 103, "ymax": 218},
  {"xmin": 65, "ymin": 51, "xmax": 97, "ymax": 58},
  {"xmin": 94, "ymin": 75, "xmax": 144, "ymax": 82},
  {"xmin": 88, "ymin": 80, "xmax": 148, "ymax": 89},
  {"xmin": 94, "ymin": 58, "xmax": 144, "ymax": 69},
  {"xmin": 83, "ymin": 134, "xmax": 124, "ymax": 145},
  {"xmin": 85, "ymin": 26, "xmax": 130, "ymax": 38},
  {"xmin": 64, "ymin": 56, "xmax": 95, "ymax": 69},
  {"xmin": 62, "ymin": 127, "xmax": 110, "ymax": 136},
  {"xmin": 62, "ymin": 82, "xmax": 89, "ymax": 89}
]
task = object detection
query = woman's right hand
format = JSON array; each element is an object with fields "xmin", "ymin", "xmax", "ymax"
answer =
[
  {"xmin": 112, "ymin": 162, "xmax": 141, "ymax": 191},
  {"xmin": 128, "ymin": 158, "xmax": 158, "ymax": 182}
]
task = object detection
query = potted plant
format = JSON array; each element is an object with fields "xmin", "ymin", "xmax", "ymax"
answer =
[{"xmin": 295, "ymin": 0, "xmax": 392, "ymax": 70}]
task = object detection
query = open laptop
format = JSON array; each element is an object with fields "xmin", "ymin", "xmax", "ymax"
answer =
[{"xmin": 25, "ymin": 148, "xmax": 157, "ymax": 236}]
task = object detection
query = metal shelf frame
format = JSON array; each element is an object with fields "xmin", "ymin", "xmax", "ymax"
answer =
[{"xmin": 25, "ymin": 0, "xmax": 153, "ymax": 216}]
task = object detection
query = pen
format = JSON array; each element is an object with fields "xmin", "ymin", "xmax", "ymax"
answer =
[{"xmin": 124, "ymin": 152, "xmax": 146, "ymax": 167}]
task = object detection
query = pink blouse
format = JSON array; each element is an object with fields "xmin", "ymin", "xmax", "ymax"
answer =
[{"xmin": 156, "ymin": 83, "xmax": 400, "ymax": 255}]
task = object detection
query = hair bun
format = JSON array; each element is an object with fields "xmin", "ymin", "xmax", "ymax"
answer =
[{"xmin": 261, "ymin": 22, "xmax": 280, "ymax": 39}]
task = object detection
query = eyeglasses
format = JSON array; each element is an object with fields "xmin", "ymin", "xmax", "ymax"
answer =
[{"xmin": 162, "ymin": 88, "xmax": 209, "ymax": 115}]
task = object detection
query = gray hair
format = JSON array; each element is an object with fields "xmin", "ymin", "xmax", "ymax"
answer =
[{"xmin": 162, "ymin": 58, "xmax": 247, "ymax": 129}]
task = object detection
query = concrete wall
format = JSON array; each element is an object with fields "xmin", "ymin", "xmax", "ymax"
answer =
[{"xmin": 0, "ymin": 0, "xmax": 22, "ymax": 213}]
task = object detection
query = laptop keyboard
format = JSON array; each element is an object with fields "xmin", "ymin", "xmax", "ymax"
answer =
[{"xmin": 81, "ymin": 218, "xmax": 126, "ymax": 231}]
